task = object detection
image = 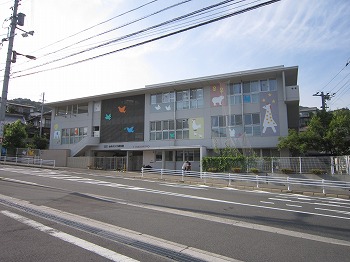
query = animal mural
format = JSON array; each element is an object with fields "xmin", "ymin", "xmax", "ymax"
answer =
[
  {"xmin": 189, "ymin": 118, "xmax": 204, "ymax": 139},
  {"xmin": 262, "ymin": 103, "xmax": 277, "ymax": 133},
  {"xmin": 260, "ymin": 91, "xmax": 279, "ymax": 136},
  {"xmin": 210, "ymin": 82, "xmax": 227, "ymax": 107}
]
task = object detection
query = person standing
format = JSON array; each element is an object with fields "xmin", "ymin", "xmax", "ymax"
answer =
[{"xmin": 182, "ymin": 161, "xmax": 188, "ymax": 171}]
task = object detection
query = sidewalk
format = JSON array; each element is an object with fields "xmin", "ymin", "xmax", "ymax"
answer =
[
  {"xmin": 1, "ymin": 163, "xmax": 349, "ymax": 199},
  {"xmin": 110, "ymin": 170, "xmax": 350, "ymax": 199}
]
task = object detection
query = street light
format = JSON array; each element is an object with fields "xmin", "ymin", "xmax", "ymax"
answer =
[{"xmin": 12, "ymin": 50, "xmax": 36, "ymax": 63}]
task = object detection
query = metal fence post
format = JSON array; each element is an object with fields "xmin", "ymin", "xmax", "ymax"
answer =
[
  {"xmin": 322, "ymin": 179, "xmax": 325, "ymax": 194},
  {"xmin": 181, "ymin": 169, "xmax": 184, "ymax": 182},
  {"xmin": 161, "ymin": 169, "xmax": 163, "ymax": 179},
  {"xmin": 271, "ymin": 158, "xmax": 274, "ymax": 174},
  {"xmin": 299, "ymin": 157, "xmax": 302, "ymax": 174},
  {"xmin": 228, "ymin": 174, "xmax": 231, "ymax": 186},
  {"xmin": 287, "ymin": 177, "xmax": 290, "ymax": 191},
  {"xmin": 141, "ymin": 167, "xmax": 144, "ymax": 178},
  {"xmin": 330, "ymin": 156, "xmax": 335, "ymax": 175},
  {"xmin": 256, "ymin": 175, "xmax": 259, "ymax": 188}
]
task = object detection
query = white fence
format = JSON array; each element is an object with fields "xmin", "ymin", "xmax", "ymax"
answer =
[
  {"xmin": 141, "ymin": 167, "xmax": 350, "ymax": 194},
  {"xmin": 0, "ymin": 156, "xmax": 55, "ymax": 168}
]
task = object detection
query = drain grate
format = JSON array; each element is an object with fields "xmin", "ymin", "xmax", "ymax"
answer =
[{"xmin": 0, "ymin": 198, "xmax": 205, "ymax": 262}]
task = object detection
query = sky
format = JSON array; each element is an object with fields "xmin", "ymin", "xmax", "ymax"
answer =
[{"xmin": 0, "ymin": 0, "xmax": 349, "ymax": 110}]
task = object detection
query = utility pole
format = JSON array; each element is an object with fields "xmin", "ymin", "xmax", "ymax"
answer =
[
  {"xmin": 312, "ymin": 91, "xmax": 335, "ymax": 111},
  {"xmin": 0, "ymin": 0, "xmax": 20, "ymax": 155},
  {"xmin": 39, "ymin": 92, "xmax": 45, "ymax": 137}
]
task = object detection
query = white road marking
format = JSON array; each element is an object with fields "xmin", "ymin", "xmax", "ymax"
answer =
[
  {"xmin": 2, "ymin": 167, "xmax": 350, "ymax": 220},
  {"xmin": 286, "ymin": 204, "xmax": 302, "ymax": 208},
  {"xmin": 1, "ymin": 210, "xmax": 138, "ymax": 262},
  {"xmin": 315, "ymin": 208, "xmax": 350, "ymax": 215},
  {"xmin": 0, "ymin": 196, "xmax": 240, "ymax": 262}
]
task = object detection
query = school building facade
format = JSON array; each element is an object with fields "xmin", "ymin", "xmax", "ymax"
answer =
[{"xmin": 47, "ymin": 65, "xmax": 299, "ymax": 171}]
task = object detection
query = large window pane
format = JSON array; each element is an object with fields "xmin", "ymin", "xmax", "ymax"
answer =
[
  {"xmin": 251, "ymin": 94, "xmax": 259, "ymax": 103},
  {"xmin": 252, "ymin": 113, "xmax": 260, "ymax": 124},
  {"xmin": 250, "ymin": 81, "xmax": 259, "ymax": 92},
  {"xmin": 235, "ymin": 115, "xmax": 243, "ymax": 125},
  {"xmin": 260, "ymin": 80, "xmax": 268, "ymax": 91},
  {"xmin": 269, "ymin": 79, "xmax": 277, "ymax": 91},
  {"xmin": 243, "ymin": 82, "xmax": 250, "ymax": 93},
  {"xmin": 211, "ymin": 116, "xmax": 218, "ymax": 127},
  {"xmin": 244, "ymin": 114, "xmax": 252, "ymax": 125},
  {"xmin": 243, "ymin": 95, "xmax": 251, "ymax": 103}
]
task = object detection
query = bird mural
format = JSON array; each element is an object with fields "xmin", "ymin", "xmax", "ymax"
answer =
[
  {"xmin": 124, "ymin": 126, "xmax": 135, "ymax": 133},
  {"xmin": 155, "ymin": 105, "xmax": 161, "ymax": 110},
  {"xmin": 165, "ymin": 105, "xmax": 171, "ymax": 111},
  {"xmin": 118, "ymin": 105, "xmax": 126, "ymax": 113},
  {"xmin": 191, "ymin": 119, "xmax": 201, "ymax": 131},
  {"xmin": 105, "ymin": 114, "xmax": 112, "ymax": 120}
]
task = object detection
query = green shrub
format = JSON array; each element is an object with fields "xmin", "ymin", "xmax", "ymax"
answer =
[
  {"xmin": 207, "ymin": 167, "xmax": 218, "ymax": 173},
  {"xmin": 310, "ymin": 169, "xmax": 326, "ymax": 175},
  {"xmin": 281, "ymin": 168, "xmax": 293, "ymax": 174},
  {"xmin": 249, "ymin": 168, "xmax": 259, "ymax": 173}
]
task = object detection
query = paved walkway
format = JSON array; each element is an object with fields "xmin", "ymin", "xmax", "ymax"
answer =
[
  {"xmin": 1, "ymin": 162, "xmax": 349, "ymax": 199},
  {"xmin": 110, "ymin": 169, "xmax": 350, "ymax": 199}
]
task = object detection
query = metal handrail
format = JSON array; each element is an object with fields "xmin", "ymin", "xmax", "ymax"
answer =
[
  {"xmin": 141, "ymin": 168, "xmax": 350, "ymax": 194},
  {"xmin": 0, "ymin": 156, "xmax": 55, "ymax": 168}
]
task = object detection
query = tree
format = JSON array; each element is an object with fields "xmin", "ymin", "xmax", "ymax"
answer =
[
  {"xmin": 3, "ymin": 120, "xmax": 28, "ymax": 155},
  {"xmin": 278, "ymin": 109, "xmax": 350, "ymax": 156},
  {"xmin": 33, "ymin": 135, "xmax": 49, "ymax": 150},
  {"xmin": 277, "ymin": 129, "xmax": 307, "ymax": 156},
  {"xmin": 325, "ymin": 109, "xmax": 350, "ymax": 155}
]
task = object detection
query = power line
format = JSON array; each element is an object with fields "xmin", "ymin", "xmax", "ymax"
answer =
[
  {"xmin": 11, "ymin": 0, "xmax": 282, "ymax": 79},
  {"xmin": 28, "ymin": 0, "xmax": 160, "ymax": 54},
  {"xmin": 11, "ymin": 0, "xmax": 254, "ymax": 75},
  {"xmin": 36, "ymin": 0, "xmax": 192, "ymax": 60}
]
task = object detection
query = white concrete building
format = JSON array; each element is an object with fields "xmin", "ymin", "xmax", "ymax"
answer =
[{"xmin": 47, "ymin": 65, "xmax": 299, "ymax": 171}]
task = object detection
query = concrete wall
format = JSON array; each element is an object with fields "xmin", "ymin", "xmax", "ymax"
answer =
[{"xmin": 41, "ymin": 149, "xmax": 70, "ymax": 167}]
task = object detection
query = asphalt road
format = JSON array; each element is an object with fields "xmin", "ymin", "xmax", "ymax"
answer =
[{"xmin": 0, "ymin": 165, "xmax": 349, "ymax": 262}]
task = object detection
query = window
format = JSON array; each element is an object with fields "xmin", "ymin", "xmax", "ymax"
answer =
[
  {"xmin": 165, "ymin": 151, "xmax": 173, "ymax": 161},
  {"xmin": 55, "ymin": 102, "xmax": 89, "ymax": 116},
  {"xmin": 150, "ymin": 120, "xmax": 175, "ymax": 140},
  {"xmin": 61, "ymin": 127, "xmax": 88, "ymax": 144},
  {"xmin": 244, "ymin": 113, "xmax": 261, "ymax": 136},
  {"xmin": 155, "ymin": 151, "xmax": 162, "ymax": 161},
  {"xmin": 211, "ymin": 116, "xmax": 227, "ymax": 137},
  {"xmin": 242, "ymin": 81, "xmax": 259, "ymax": 104},
  {"xmin": 176, "ymin": 88, "xmax": 203, "ymax": 110},
  {"xmin": 260, "ymin": 79, "xmax": 277, "ymax": 92},
  {"xmin": 228, "ymin": 83, "xmax": 242, "ymax": 105},
  {"xmin": 176, "ymin": 119, "xmax": 189, "ymax": 139}
]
